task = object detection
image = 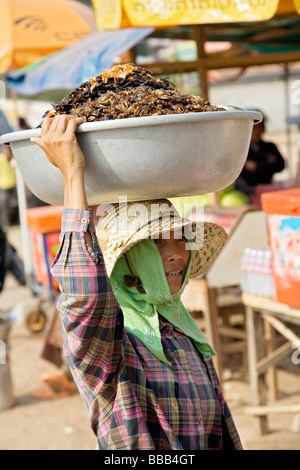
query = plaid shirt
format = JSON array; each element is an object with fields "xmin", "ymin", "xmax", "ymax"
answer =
[{"xmin": 51, "ymin": 209, "xmax": 242, "ymax": 450}]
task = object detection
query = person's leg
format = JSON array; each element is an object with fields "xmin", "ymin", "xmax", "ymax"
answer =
[
  {"xmin": 41, "ymin": 357, "xmax": 77, "ymax": 393},
  {"xmin": 0, "ymin": 187, "xmax": 19, "ymax": 226},
  {"xmin": 0, "ymin": 189, "xmax": 10, "ymax": 226}
]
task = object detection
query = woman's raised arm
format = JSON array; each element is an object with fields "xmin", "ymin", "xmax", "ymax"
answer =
[{"xmin": 31, "ymin": 114, "xmax": 87, "ymax": 210}]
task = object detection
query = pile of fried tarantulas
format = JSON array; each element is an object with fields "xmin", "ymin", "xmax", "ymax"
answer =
[{"xmin": 44, "ymin": 63, "xmax": 224, "ymax": 122}]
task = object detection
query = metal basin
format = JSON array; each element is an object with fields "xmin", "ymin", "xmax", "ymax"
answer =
[{"xmin": 0, "ymin": 107, "xmax": 262, "ymax": 205}]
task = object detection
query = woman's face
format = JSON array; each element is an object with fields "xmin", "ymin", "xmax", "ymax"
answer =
[{"xmin": 154, "ymin": 230, "xmax": 191, "ymax": 294}]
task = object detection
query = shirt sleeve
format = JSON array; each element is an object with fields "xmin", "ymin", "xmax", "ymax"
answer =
[{"xmin": 51, "ymin": 208, "xmax": 124, "ymax": 395}]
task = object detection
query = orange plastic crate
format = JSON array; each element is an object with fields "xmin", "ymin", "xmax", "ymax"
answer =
[
  {"xmin": 26, "ymin": 206, "xmax": 63, "ymax": 294},
  {"xmin": 261, "ymin": 188, "xmax": 300, "ymax": 308},
  {"xmin": 26, "ymin": 205, "xmax": 63, "ymax": 233}
]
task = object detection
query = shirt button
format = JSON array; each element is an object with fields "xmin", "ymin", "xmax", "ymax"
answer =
[
  {"xmin": 197, "ymin": 416, "xmax": 203, "ymax": 424},
  {"xmin": 81, "ymin": 217, "xmax": 88, "ymax": 224}
]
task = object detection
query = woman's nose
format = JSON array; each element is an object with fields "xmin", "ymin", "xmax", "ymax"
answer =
[{"xmin": 166, "ymin": 242, "xmax": 183, "ymax": 261}]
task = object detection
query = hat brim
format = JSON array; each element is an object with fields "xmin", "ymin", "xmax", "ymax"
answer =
[{"xmin": 97, "ymin": 214, "xmax": 227, "ymax": 278}]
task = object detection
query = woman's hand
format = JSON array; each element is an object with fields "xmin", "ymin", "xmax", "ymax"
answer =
[
  {"xmin": 31, "ymin": 114, "xmax": 85, "ymax": 179},
  {"xmin": 31, "ymin": 114, "xmax": 89, "ymax": 209}
]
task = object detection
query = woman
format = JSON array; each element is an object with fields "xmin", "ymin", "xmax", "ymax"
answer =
[{"xmin": 31, "ymin": 114, "xmax": 242, "ymax": 450}]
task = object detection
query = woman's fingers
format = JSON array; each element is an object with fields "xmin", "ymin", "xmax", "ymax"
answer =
[
  {"xmin": 52, "ymin": 114, "xmax": 76, "ymax": 134},
  {"xmin": 30, "ymin": 136, "xmax": 41, "ymax": 146},
  {"xmin": 30, "ymin": 115, "xmax": 54, "ymax": 147},
  {"xmin": 45, "ymin": 115, "xmax": 84, "ymax": 140},
  {"xmin": 66, "ymin": 116, "xmax": 85, "ymax": 131},
  {"xmin": 42, "ymin": 115, "xmax": 54, "ymax": 134},
  {"xmin": 31, "ymin": 115, "xmax": 83, "ymax": 148},
  {"xmin": 32, "ymin": 114, "xmax": 85, "ymax": 173},
  {"xmin": 29, "ymin": 113, "xmax": 88, "ymax": 207}
]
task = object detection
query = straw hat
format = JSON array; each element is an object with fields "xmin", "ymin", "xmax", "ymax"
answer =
[{"xmin": 95, "ymin": 198, "xmax": 227, "ymax": 278}]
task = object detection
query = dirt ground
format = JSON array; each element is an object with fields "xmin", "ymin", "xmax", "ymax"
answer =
[{"xmin": 1, "ymin": 227, "xmax": 300, "ymax": 451}]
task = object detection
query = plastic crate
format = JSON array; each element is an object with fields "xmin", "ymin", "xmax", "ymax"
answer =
[
  {"xmin": 26, "ymin": 206, "xmax": 63, "ymax": 295},
  {"xmin": 261, "ymin": 188, "xmax": 300, "ymax": 308}
]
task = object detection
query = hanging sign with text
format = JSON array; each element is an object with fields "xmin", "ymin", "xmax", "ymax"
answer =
[{"xmin": 93, "ymin": 0, "xmax": 281, "ymax": 29}]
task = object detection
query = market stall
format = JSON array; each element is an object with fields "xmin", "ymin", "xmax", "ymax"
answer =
[{"xmin": 2, "ymin": 1, "xmax": 300, "ymax": 429}]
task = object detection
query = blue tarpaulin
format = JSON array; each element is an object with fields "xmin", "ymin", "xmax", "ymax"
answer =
[
  {"xmin": 0, "ymin": 110, "xmax": 13, "ymax": 151},
  {"xmin": 0, "ymin": 109, "xmax": 12, "ymax": 135},
  {"xmin": 6, "ymin": 27, "xmax": 153, "ymax": 95}
]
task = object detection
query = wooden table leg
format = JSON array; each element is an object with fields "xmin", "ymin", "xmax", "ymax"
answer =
[
  {"xmin": 264, "ymin": 319, "xmax": 279, "ymax": 401},
  {"xmin": 246, "ymin": 305, "xmax": 269, "ymax": 434},
  {"xmin": 200, "ymin": 284, "xmax": 223, "ymax": 382},
  {"xmin": 181, "ymin": 278, "xmax": 223, "ymax": 383}
]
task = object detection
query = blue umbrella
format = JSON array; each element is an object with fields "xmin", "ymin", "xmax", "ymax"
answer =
[{"xmin": 6, "ymin": 27, "xmax": 153, "ymax": 95}]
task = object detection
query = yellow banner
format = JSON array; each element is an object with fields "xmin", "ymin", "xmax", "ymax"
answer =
[
  {"xmin": 93, "ymin": 0, "xmax": 281, "ymax": 28},
  {"xmin": 92, "ymin": 0, "xmax": 122, "ymax": 29},
  {"xmin": 293, "ymin": 0, "xmax": 300, "ymax": 14},
  {"xmin": 123, "ymin": 0, "xmax": 280, "ymax": 26}
]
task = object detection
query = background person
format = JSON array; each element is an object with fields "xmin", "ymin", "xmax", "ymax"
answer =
[
  {"xmin": 0, "ymin": 144, "xmax": 18, "ymax": 227},
  {"xmin": 234, "ymin": 109, "xmax": 285, "ymax": 203}
]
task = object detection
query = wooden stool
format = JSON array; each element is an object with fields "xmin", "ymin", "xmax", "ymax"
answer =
[{"xmin": 243, "ymin": 292, "xmax": 300, "ymax": 434}]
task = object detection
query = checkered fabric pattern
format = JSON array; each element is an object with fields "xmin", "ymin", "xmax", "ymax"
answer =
[{"xmin": 51, "ymin": 208, "xmax": 242, "ymax": 450}]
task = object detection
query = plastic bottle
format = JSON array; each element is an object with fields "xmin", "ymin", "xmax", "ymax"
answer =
[
  {"xmin": 249, "ymin": 248, "xmax": 258, "ymax": 294},
  {"xmin": 254, "ymin": 248, "xmax": 265, "ymax": 296},
  {"xmin": 262, "ymin": 249, "xmax": 276, "ymax": 298},
  {"xmin": 241, "ymin": 247, "xmax": 251, "ymax": 293}
]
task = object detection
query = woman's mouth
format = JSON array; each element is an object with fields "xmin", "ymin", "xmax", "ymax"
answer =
[{"xmin": 166, "ymin": 270, "xmax": 183, "ymax": 277}]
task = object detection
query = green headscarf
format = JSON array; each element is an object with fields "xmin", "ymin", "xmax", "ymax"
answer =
[{"xmin": 109, "ymin": 238, "xmax": 215, "ymax": 366}]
